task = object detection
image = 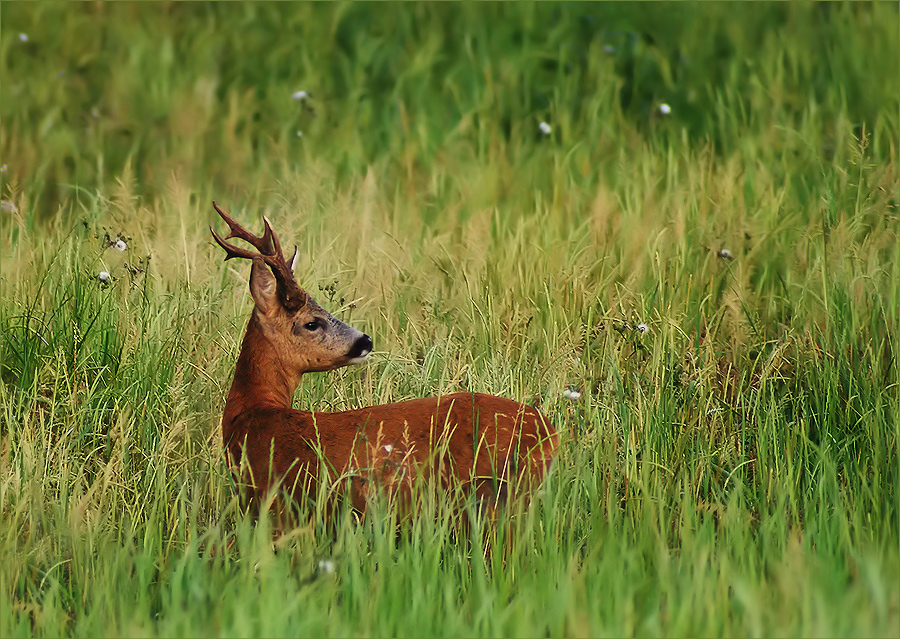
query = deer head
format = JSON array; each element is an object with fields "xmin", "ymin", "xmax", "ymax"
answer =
[{"xmin": 211, "ymin": 201, "xmax": 372, "ymax": 375}]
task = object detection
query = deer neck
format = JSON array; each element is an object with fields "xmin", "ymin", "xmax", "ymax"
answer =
[{"xmin": 223, "ymin": 311, "xmax": 302, "ymax": 422}]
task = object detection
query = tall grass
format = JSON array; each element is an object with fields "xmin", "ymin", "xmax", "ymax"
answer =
[{"xmin": 1, "ymin": 2, "xmax": 898, "ymax": 637}]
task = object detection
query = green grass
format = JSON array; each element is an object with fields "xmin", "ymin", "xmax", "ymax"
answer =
[{"xmin": 1, "ymin": 2, "xmax": 898, "ymax": 637}]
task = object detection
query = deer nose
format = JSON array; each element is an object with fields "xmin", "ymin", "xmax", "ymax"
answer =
[{"xmin": 347, "ymin": 334, "xmax": 373, "ymax": 361}]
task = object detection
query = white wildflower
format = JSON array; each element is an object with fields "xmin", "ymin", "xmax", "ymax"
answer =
[
  {"xmin": 635, "ymin": 322, "xmax": 649, "ymax": 334},
  {"xmin": 659, "ymin": 103, "xmax": 671, "ymax": 115},
  {"xmin": 562, "ymin": 385, "xmax": 581, "ymax": 401},
  {"xmin": 18, "ymin": 33, "xmax": 28, "ymax": 42},
  {"xmin": 292, "ymin": 90, "xmax": 309, "ymax": 101},
  {"xmin": 0, "ymin": 199, "xmax": 17, "ymax": 214},
  {"xmin": 538, "ymin": 121, "xmax": 552, "ymax": 136},
  {"xmin": 296, "ymin": 131, "xmax": 303, "ymax": 137},
  {"xmin": 717, "ymin": 248, "xmax": 734, "ymax": 260},
  {"xmin": 384, "ymin": 445, "xmax": 393, "ymax": 453},
  {"xmin": 317, "ymin": 559, "xmax": 336, "ymax": 574},
  {"xmin": 113, "ymin": 239, "xmax": 127, "ymax": 252},
  {"xmin": 0, "ymin": 165, "xmax": 7, "ymax": 173},
  {"xmin": 98, "ymin": 271, "xmax": 110, "ymax": 283}
]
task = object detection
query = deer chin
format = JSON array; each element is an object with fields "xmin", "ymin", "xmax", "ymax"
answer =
[{"xmin": 346, "ymin": 351, "xmax": 371, "ymax": 366}]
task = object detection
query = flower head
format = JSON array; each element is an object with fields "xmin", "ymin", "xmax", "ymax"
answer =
[
  {"xmin": 317, "ymin": 559, "xmax": 336, "ymax": 574},
  {"xmin": 562, "ymin": 385, "xmax": 581, "ymax": 401},
  {"xmin": 98, "ymin": 270, "xmax": 111, "ymax": 283},
  {"xmin": 18, "ymin": 33, "xmax": 28, "ymax": 42},
  {"xmin": 635, "ymin": 322, "xmax": 649, "ymax": 334},
  {"xmin": 113, "ymin": 239, "xmax": 127, "ymax": 252},
  {"xmin": 659, "ymin": 103, "xmax": 671, "ymax": 115},
  {"xmin": 717, "ymin": 248, "xmax": 734, "ymax": 260},
  {"xmin": 538, "ymin": 121, "xmax": 552, "ymax": 136},
  {"xmin": 292, "ymin": 90, "xmax": 309, "ymax": 101}
]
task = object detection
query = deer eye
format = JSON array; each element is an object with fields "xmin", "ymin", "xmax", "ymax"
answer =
[{"xmin": 303, "ymin": 320, "xmax": 322, "ymax": 331}]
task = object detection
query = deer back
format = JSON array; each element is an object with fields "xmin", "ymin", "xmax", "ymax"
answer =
[{"xmin": 225, "ymin": 392, "xmax": 558, "ymax": 513}]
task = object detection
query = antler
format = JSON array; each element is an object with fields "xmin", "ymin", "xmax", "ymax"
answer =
[{"xmin": 210, "ymin": 201, "xmax": 306, "ymax": 310}]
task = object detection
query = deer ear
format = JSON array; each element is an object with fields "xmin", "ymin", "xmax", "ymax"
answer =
[{"xmin": 249, "ymin": 258, "xmax": 280, "ymax": 316}]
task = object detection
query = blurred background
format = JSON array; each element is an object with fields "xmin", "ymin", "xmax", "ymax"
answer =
[{"xmin": 2, "ymin": 2, "xmax": 896, "ymax": 220}]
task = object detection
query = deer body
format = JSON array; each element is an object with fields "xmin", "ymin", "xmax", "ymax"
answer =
[{"xmin": 211, "ymin": 202, "xmax": 557, "ymax": 518}]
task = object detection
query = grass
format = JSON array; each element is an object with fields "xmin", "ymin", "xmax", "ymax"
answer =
[{"xmin": 1, "ymin": 2, "xmax": 898, "ymax": 637}]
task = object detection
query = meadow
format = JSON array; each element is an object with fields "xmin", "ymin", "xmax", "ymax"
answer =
[{"xmin": 1, "ymin": 2, "xmax": 898, "ymax": 636}]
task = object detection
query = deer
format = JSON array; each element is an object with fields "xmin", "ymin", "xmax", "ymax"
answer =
[{"xmin": 210, "ymin": 201, "xmax": 558, "ymax": 525}]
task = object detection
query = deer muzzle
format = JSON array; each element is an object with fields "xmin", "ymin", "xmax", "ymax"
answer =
[{"xmin": 346, "ymin": 334, "xmax": 373, "ymax": 364}]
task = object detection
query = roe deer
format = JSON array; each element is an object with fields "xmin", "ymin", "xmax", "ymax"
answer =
[{"xmin": 210, "ymin": 202, "xmax": 558, "ymax": 521}]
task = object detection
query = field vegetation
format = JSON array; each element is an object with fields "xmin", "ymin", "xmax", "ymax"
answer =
[{"xmin": 1, "ymin": 2, "xmax": 898, "ymax": 636}]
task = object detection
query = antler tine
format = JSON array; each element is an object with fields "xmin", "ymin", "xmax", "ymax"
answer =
[
  {"xmin": 258, "ymin": 219, "xmax": 296, "ymax": 290},
  {"xmin": 262, "ymin": 216, "xmax": 285, "ymax": 262},
  {"xmin": 210, "ymin": 224, "xmax": 261, "ymax": 261},
  {"xmin": 212, "ymin": 201, "xmax": 275, "ymax": 255}
]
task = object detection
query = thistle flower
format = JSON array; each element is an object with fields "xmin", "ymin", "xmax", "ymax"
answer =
[{"xmin": 538, "ymin": 122, "xmax": 552, "ymax": 136}]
